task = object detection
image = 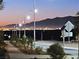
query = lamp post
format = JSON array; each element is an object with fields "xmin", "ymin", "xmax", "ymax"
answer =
[
  {"xmin": 27, "ymin": 15, "xmax": 31, "ymax": 20},
  {"xmin": 15, "ymin": 24, "xmax": 17, "ymax": 36},
  {"xmin": 19, "ymin": 23, "xmax": 22, "ymax": 38},
  {"xmin": 33, "ymin": 9, "xmax": 38, "ymax": 48},
  {"xmin": 23, "ymin": 19, "xmax": 26, "ymax": 38},
  {"xmin": 14, "ymin": 26, "xmax": 16, "ymax": 35},
  {"xmin": 12, "ymin": 26, "xmax": 15, "ymax": 37},
  {"xmin": 33, "ymin": 0, "xmax": 38, "ymax": 48},
  {"xmin": 23, "ymin": 15, "xmax": 31, "ymax": 38}
]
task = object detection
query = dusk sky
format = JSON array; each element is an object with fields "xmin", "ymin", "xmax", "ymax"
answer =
[{"xmin": 0, "ymin": 0, "xmax": 79, "ymax": 26}]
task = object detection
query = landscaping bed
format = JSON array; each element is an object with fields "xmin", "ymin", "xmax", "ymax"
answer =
[{"xmin": 11, "ymin": 41, "xmax": 46, "ymax": 55}]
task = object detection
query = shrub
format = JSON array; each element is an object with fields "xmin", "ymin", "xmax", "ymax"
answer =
[
  {"xmin": 0, "ymin": 31, "xmax": 4, "ymax": 42},
  {"xmin": 0, "ymin": 31, "xmax": 7, "ymax": 48},
  {"xmin": 35, "ymin": 47, "xmax": 43, "ymax": 54},
  {"xmin": 20, "ymin": 36, "xmax": 28, "ymax": 49},
  {"xmin": 11, "ymin": 33, "xmax": 18, "ymax": 42},
  {"xmin": 47, "ymin": 43, "xmax": 65, "ymax": 59}
]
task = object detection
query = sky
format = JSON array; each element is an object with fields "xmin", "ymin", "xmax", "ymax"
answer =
[{"xmin": 0, "ymin": 0, "xmax": 79, "ymax": 26}]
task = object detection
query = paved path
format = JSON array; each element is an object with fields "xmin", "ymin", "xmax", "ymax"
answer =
[
  {"xmin": 35, "ymin": 40, "xmax": 78, "ymax": 48},
  {"xmin": 4, "ymin": 41, "xmax": 51, "ymax": 59},
  {"xmin": 4, "ymin": 40, "xmax": 78, "ymax": 59},
  {"xmin": 35, "ymin": 41, "xmax": 78, "ymax": 59},
  {"xmin": 5, "ymin": 41, "xmax": 21, "ymax": 53},
  {"xmin": 5, "ymin": 41, "xmax": 26, "ymax": 59}
]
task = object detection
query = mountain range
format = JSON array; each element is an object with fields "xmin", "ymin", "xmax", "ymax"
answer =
[{"xmin": 3, "ymin": 16, "xmax": 79, "ymax": 29}]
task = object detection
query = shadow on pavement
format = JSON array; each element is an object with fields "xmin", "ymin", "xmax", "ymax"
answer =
[{"xmin": 0, "ymin": 48, "xmax": 10, "ymax": 59}]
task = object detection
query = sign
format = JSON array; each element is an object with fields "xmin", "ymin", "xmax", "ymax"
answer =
[
  {"xmin": 65, "ymin": 21, "xmax": 74, "ymax": 32},
  {"xmin": 61, "ymin": 29, "xmax": 73, "ymax": 37},
  {"xmin": 64, "ymin": 32, "xmax": 73, "ymax": 37},
  {"xmin": 61, "ymin": 29, "xmax": 66, "ymax": 37},
  {"xmin": 61, "ymin": 21, "xmax": 74, "ymax": 44}
]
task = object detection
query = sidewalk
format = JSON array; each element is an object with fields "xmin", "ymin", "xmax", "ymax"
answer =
[
  {"xmin": 35, "ymin": 40, "xmax": 78, "ymax": 48},
  {"xmin": 4, "ymin": 40, "xmax": 78, "ymax": 59},
  {"xmin": 35, "ymin": 41, "xmax": 78, "ymax": 59},
  {"xmin": 4, "ymin": 41, "xmax": 51, "ymax": 59}
]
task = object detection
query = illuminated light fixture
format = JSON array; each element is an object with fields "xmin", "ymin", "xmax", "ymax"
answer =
[
  {"xmin": 26, "ymin": 16, "xmax": 31, "ymax": 20},
  {"xmin": 34, "ymin": 9, "xmax": 38, "ymax": 13},
  {"xmin": 19, "ymin": 23, "xmax": 22, "ymax": 27}
]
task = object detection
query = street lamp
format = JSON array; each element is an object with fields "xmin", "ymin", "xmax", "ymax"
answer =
[
  {"xmin": 23, "ymin": 15, "xmax": 31, "ymax": 38},
  {"xmin": 33, "ymin": 0, "xmax": 38, "ymax": 48},
  {"xmin": 33, "ymin": 9, "xmax": 38, "ymax": 48},
  {"xmin": 19, "ymin": 23, "xmax": 22, "ymax": 38},
  {"xmin": 15, "ymin": 24, "xmax": 18, "ymax": 36},
  {"xmin": 8, "ymin": 35, "xmax": 11, "ymax": 39},
  {"xmin": 26, "ymin": 15, "xmax": 31, "ymax": 20},
  {"xmin": 12, "ymin": 26, "xmax": 15, "ymax": 37},
  {"xmin": 34, "ymin": 9, "xmax": 38, "ymax": 13},
  {"xmin": 23, "ymin": 19, "xmax": 26, "ymax": 38},
  {"xmin": 14, "ymin": 26, "xmax": 16, "ymax": 35}
]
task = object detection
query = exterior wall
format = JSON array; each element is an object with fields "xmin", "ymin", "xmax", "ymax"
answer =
[{"xmin": 3, "ymin": 29, "xmax": 76, "ymax": 41}]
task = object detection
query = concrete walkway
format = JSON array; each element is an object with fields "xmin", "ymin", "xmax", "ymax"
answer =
[
  {"xmin": 4, "ymin": 40, "xmax": 78, "ymax": 59},
  {"xmin": 4, "ymin": 41, "xmax": 51, "ymax": 59},
  {"xmin": 35, "ymin": 41, "xmax": 78, "ymax": 59},
  {"xmin": 35, "ymin": 40, "xmax": 78, "ymax": 48}
]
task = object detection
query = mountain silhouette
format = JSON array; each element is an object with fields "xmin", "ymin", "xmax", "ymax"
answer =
[{"xmin": 3, "ymin": 16, "xmax": 79, "ymax": 29}]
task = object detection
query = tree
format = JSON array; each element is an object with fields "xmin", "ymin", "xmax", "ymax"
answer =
[
  {"xmin": 20, "ymin": 36, "xmax": 28, "ymax": 49},
  {"xmin": 76, "ymin": 12, "xmax": 79, "ymax": 16},
  {"xmin": 11, "ymin": 33, "xmax": 18, "ymax": 42},
  {"xmin": 27, "ymin": 36, "xmax": 33, "ymax": 49},
  {"xmin": 75, "ymin": 12, "xmax": 79, "ymax": 40},
  {"xmin": 0, "ymin": 31, "xmax": 4, "ymax": 42},
  {"xmin": 75, "ymin": 11, "xmax": 79, "ymax": 59},
  {"xmin": 0, "ymin": 0, "xmax": 3, "ymax": 10},
  {"xmin": 0, "ymin": 0, "xmax": 3, "ymax": 4},
  {"xmin": 0, "ymin": 31, "xmax": 7, "ymax": 48},
  {"xmin": 19, "ymin": 36, "xmax": 34, "ymax": 54},
  {"xmin": 47, "ymin": 43, "xmax": 65, "ymax": 59}
]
